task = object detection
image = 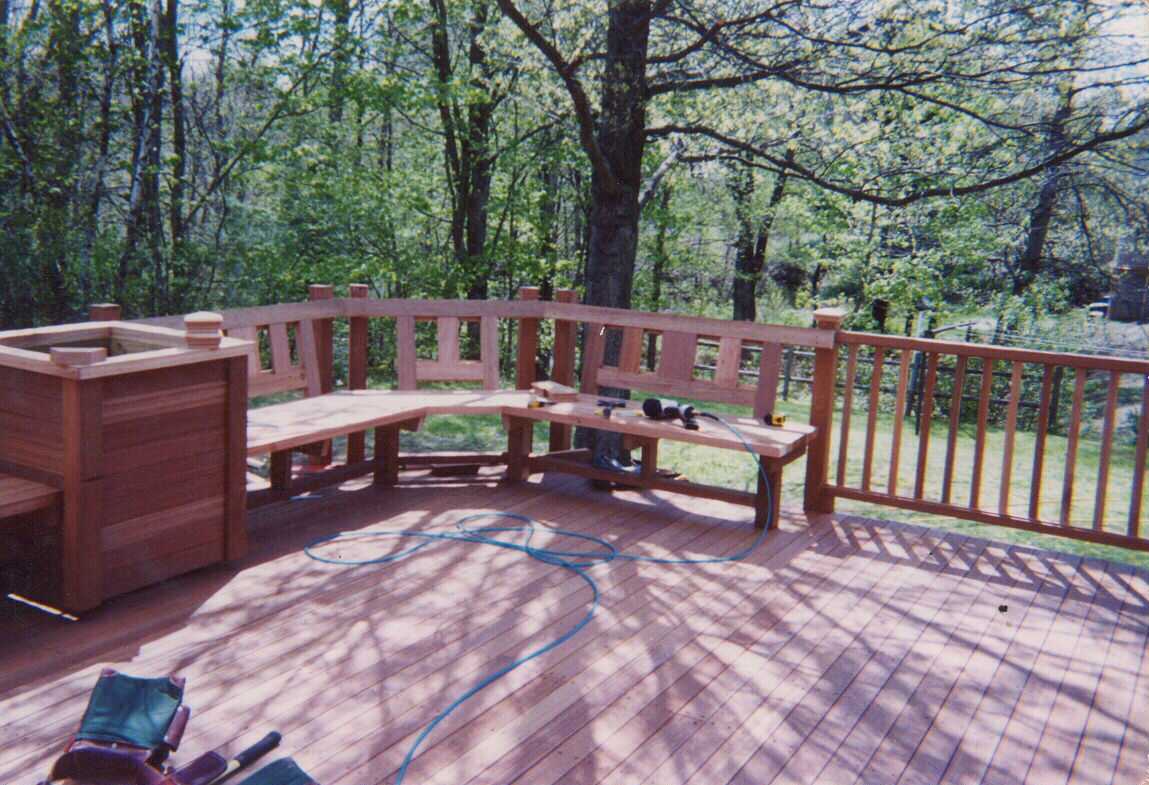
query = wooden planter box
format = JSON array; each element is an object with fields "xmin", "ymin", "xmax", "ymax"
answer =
[{"xmin": 0, "ymin": 320, "xmax": 250, "ymax": 611}]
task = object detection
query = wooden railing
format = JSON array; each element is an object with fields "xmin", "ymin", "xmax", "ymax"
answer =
[
  {"xmin": 123, "ymin": 285, "xmax": 1149, "ymax": 551},
  {"xmin": 824, "ymin": 330, "xmax": 1149, "ymax": 550}
]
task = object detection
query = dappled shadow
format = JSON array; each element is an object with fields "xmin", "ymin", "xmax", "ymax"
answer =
[{"xmin": 2, "ymin": 472, "xmax": 1146, "ymax": 785}]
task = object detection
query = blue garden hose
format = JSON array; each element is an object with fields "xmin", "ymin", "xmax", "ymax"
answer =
[{"xmin": 303, "ymin": 413, "xmax": 772, "ymax": 784}]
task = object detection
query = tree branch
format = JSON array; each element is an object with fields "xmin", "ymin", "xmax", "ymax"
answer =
[{"xmin": 495, "ymin": 0, "xmax": 616, "ymax": 190}]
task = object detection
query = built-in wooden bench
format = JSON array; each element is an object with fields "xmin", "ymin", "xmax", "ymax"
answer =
[
  {"xmin": 0, "ymin": 474, "xmax": 61, "ymax": 602},
  {"xmin": 0, "ymin": 475, "xmax": 59, "ymax": 520},
  {"xmin": 127, "ymin": 287, "xmax": 840, "ymax": 527}
]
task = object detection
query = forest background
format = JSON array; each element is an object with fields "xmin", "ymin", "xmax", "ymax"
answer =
[{"xmin": 2, "ymin": 0, "xmax": 1148, "ymax": 344}]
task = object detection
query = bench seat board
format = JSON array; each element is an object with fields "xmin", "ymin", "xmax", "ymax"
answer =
[
  {"xmin": 0, "ymin": 475, "xmax": 60, "ymax": 519},
  {"xmin": 510, "ymin": 395, "xmax": 813, "ymax": 460},
  {"xmin": 247, "ymin": 390, "xmax": 533, "ymax": 455},
  {"xmin": 248, "ymin": 390, "xmax": 811, "ymax": 461}
]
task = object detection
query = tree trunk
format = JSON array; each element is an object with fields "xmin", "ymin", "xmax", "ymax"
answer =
[
  {"xmin": 1012, "ymin": 95, "xmax": 1072, "ymax": 295},
  {"xmin": 579, "ymin": 0, "xmax": 651, "ymax": 462},
  {"xmin": 583, "ymin": 0, "xmax": 649, "ymax": 316}
]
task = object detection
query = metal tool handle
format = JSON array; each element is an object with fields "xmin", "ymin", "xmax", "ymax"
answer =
[{"xmin": 233, "ymin": 732, "xmax": 281, "ymax": 769}]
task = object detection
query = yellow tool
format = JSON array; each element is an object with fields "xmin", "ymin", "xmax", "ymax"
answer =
[{"xmin": 763, "ymin": 412, "xmax": 787, "ymax": 427}]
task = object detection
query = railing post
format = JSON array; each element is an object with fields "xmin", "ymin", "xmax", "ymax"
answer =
[
  {"xmin": 346, "ymin": 284, "xmax": 370, "ymax": 464},
  {"xmin": 88, "ymin": 303, "xmax": 121, "ymax": 321},
  {"xmin": 516, "ymin": 286, "xmax": 541, "ymax": 389},
  {"xmin": 307, "ymin": 284, "xmax": 335, "ymax": 467},
  {"xmin": 804, "ymin": 307, "xmax": 847, "ymax": 514},
  {"xmin": 549, "ymin": 288, "xmax": 578, "ymax": 451}
]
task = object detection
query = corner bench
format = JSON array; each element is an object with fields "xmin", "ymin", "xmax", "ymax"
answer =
[{"xmin": 0, "ymin": 474, "xmax": 61, "ymax": 601}]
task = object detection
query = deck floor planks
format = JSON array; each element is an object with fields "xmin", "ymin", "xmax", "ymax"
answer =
[
  {"xmin": 0, "ymin": 475, "xmax": 594, "ymax": 776},
  {"xmin": 1110, "ymin": 567, "xmax": 1149, "ymax": 783},
  {"xmin": 1063, "ymin": 564, "xmax": 1149, "ymax": 785},
  {"xmin": 935, "ymin": 548, "xmax": 1081, "ymax": 784},
  {"xmin": 806, "ymin": 535, "xmax": 1007, "ymax": 784},
  {"xmin": 1022, "ymin": 559, "xmax": 1127, "ymax": 784},
  {"xmin": 206, "ymin": 498, "xmax": 736, "ymax": 779},
  {"xmin": 741, "ymin": 533, "xmax": 995, "ymax": 785},
  {"xmin": 850, "ymin": 540, "xmax": 1066, "ymax": 785},
  {"xmin": 702, "ymin": 527, "xmax": 969, "ymax": 785},
  {"xmin": 391, "ymin": 522, "xmax": 775, "ymax": 785},
  {"xmin": 332, "ymin": 514, "xmax": 814, "ymax": 785},
  {"xmin": 587, "ymin": 521, "xmax": 869, "ymax": 785},
  {"xmin": 2, "ymin": 477, "xmax": 1146, "ymax": 785},
  {"xmin": 626, "ymin": 520, "xmax": 939, "ymax": 785},
  {"xmin": 424, "ymin": 522, "xmax": 832, "ymax": 785},
  {"xmin": 979, "ymin": 552, "xmax": 1107, "ymax": 785},
  {"xmin": 612, "ymin": 528, "xmax": 977, "ymax": 785},
  {"xmin": 111, "ymin": 480, "xmax": 703, "ymax": 761},
  {"xmin": 887, "ymin": 545, "xmax": 1080, "ymax": 785}
]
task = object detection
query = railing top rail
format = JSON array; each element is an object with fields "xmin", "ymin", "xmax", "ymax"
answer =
[
  {"xmin": 125, "ymin": 296, "xmax": 836, "ymax": 348},
  {"xmin": 544, "ymin": 302, "xmax": 836, "ymax": 348},
  {"xmin": 839, "ymin": 330, "xmax": 1149, "ymax": 374}
]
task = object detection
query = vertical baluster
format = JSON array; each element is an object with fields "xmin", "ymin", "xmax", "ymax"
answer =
[
  {"xmin": 941, "ymin": 355, "xmax": 968, "ymax": 504},
  {"xmin": 1028, "ymin": 365, "xmax": 1055, "ymax": 521},
  {"xmin": 836, "ymin": 344, "xmax": 859, "ymax": 486},
  {"xmin": 969, "ymin": 357, "xmax": 994, "ymax": 509},
  {"xmin": 913, "ymin": 353, "xmax": 939, "ymax": 499},
  {"xmin": 999, "ymin": 361, "xmax": 1024, "ymax": 516},
  {"xmin": 1092, "ymin": 370, "xmax": 1120, "ymax": 531},
  {"xmin": 887, "ymin": 349, "xmax": 912, "ymax": 496},
  {"xmin": 861, "ymin": 347, "xmax": 886, "ymax": 491},
  {"xmin": 1060, "ymin": 368, "xmax": 1088, "ymax": 526},
  {"xmin": 1128, "ymin": 375, "xmax": 1149, "ymax": 538}
]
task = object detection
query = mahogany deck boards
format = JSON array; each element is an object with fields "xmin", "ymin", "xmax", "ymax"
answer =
[{"xmin": 1, "ymin": 472, "xmax": 1146, "ymax": 785}]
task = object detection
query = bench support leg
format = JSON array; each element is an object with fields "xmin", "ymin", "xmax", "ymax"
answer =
[
  {"xmin": 639, "ymin": 439, "xmax": 658, "ymax": 480},
  {"xmin": 270, "ymin": 451, "xmax": 292, "ymax": 492},
  {"xmin": 374, "ymin": 425, "xmax": 400, "ymax": 486},
  {"xmin": 505, "ymin": 417, "xmax": 532, "ymax": 483},
  {"xmin": 755, "ymin": 465, "xmax": 782, "ymax": 530}
]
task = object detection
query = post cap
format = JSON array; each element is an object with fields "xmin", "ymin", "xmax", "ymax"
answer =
[
  {"xmin": 51, "ymin": 347, "xmax": 108, "ymax": 367},
  {"xmin": 813, "ymin": 307, "xmax": 848, "ymax": 330},
  {"xmin": 519, "ymin": 286, "xmax": 541, "ymax": 300},
  {"xmin": 184, "ymin": 312, "xmax": 223, "ymax": 349},
  {"xmin": 309, "ymin": 284, "xmax": 335, "ymax": 299},
  {"xmin": 88, "ymin": 303, "xmax": 122, "ymax": 321},
  {"xmin": 349, "ymin": 283, "xmax": 370, "ymax": 297}
]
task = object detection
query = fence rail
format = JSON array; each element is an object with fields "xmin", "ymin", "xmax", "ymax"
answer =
[{"xmin": 115, "ymin": 287, "xmax": 1149, "ymax": 552}]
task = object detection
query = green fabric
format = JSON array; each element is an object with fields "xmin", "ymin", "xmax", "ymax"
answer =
[
  {"xmin": 76, "ymin": 673, "xmax": 183, "ymax": 748},
  {"xmin": 236, "ymin": 758, "xmax": 316, "ymax": 785}
]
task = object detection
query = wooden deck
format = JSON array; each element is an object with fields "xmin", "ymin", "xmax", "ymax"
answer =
[{"xmin": 2, "ymin": 470, "xmax": 1147, "ymax": 785}]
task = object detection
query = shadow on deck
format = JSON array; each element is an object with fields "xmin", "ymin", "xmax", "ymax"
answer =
[{"xmin": 2, "ymin": 469, "xmax": 1147, "ymax": 785}]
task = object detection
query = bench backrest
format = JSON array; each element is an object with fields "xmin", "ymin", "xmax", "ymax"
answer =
[
  {"xmin": 395, "ymin": 315, "xmax": 500, "ymax": 390},
  {"xmin": 579, "ymin": 321, "xmax": 804, "ymax": 420},
  {"xmin": 225, "ymin": 319, "xmax": 324, "ymax": 399}
]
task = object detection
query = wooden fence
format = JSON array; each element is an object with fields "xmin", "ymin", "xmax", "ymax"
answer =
[{"xmin": 125, "ymin": 285, "xmax": 1149, "ymax": 551}]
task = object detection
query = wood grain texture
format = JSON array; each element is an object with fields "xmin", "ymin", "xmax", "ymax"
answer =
[
  {"xmin": 657, "ymin": 332, "xmax": 699, "ymax": 381},
  {"xmin": 396, "ymin": 316, "xmax": 417, "ymax": 391},
  {"xmin": 754, "ymin": 343, "xmax": 783, "ymax": 421},
  {"xmin": 941, "ymin": 355, "xmax": 968, "ymax": 505},
  {"xmin": 580, "ymin": 324, "xmax": 606, "ymax": 394},
  {"xmin": 969, "ymin": 357, "xmax": 994, "ymax": 510},
  {"xmin": 887, "ymin": 349, "xmax": 912, "ymax": 496},
  {"xmin": 1130, "ymin": 377, "xmax": 1149, "ymax": 538},
  {"xmin": 913, "ymin": 352, "xmax": 939, "ymax": 499},
  {"xmin": 1029, "ymin": 365, "xmax": 1056, "ymax": 521},
  {"xmin": 1093, "ymin": 370, "xmax": 1120, "ymax": 531},
  {"xmin": 999, "ymin": 361, "xmax": 1024, "ymax": 516},
  {"xmin": 1061, "ymin": 368, "xmax": 1088, "ymax": 527},
  {"xmin": 346, "ymin": 285, "xmax": 370, "ymax": 464},
  {"xmin": 836, "ymin": 344, "xmax": 860, "ymax": 487},
  {"xmin": 862, "ymin": 348, "xmax": 886, "ymax": 492}
]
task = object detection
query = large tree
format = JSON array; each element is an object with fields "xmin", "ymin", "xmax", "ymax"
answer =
[{"xmin": 496, "ymin": 0, "xmax": 1149, "ymax": 316}]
